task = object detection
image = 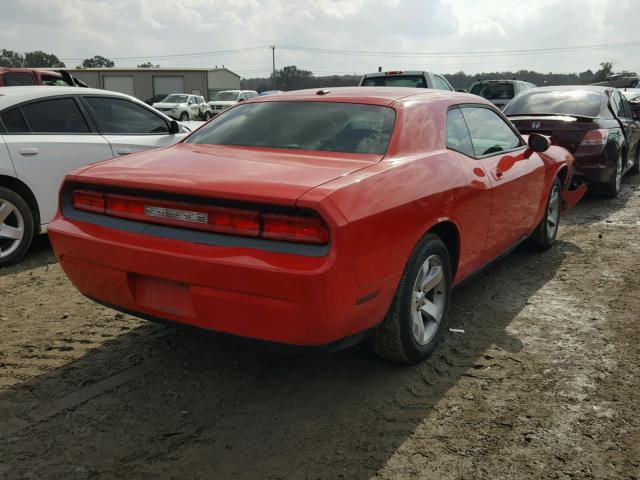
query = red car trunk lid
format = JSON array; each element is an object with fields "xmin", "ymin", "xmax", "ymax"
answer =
[{"xmin": 76, "ymin": 143, "xmax": 382, "ymax": 206}]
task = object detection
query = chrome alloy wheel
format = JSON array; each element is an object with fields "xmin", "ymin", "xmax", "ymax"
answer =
[
  {"xmin": 0, "ymin": 199, "xmax": 25, "ymax": 259},
  {"xmin": 547, "ymin": 181, "xmax": 560, "ymax": 240},
  {"xmin": 410, "ymin": 254, "xmax": 447, "ymax": 345}
]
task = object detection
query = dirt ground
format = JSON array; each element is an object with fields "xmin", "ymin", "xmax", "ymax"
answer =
[{"xmin": 1, "ymin": 176, "xmax": 639, "ymax": 480}]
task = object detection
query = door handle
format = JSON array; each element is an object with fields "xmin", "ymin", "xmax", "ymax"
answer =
[
  {"xmin": 117, "ymin": 148, "xmax": 132, "ymax": 155},
  {"xmin": 18, "ymin": 147, "xmax": 39, "ymax": 156},
  {"xmin": 490, "ymin": 168, "xmax": 504, "ymax": 181}
]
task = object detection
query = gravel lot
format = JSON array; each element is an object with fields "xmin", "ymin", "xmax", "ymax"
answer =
[{"xmin": 1, "ymin": 176, "xmax": 639, "ymax": 480}]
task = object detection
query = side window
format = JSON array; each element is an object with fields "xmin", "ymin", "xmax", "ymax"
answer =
[
  {"xmin": 446, "ymin": 108, "xmax": 474, "ymax": 157},
  {"xmin": 461, "ymin": 106, "xmax": 523, "ymax": 156},
  {"xmin": 85, "ymin": 97, "xmax": 169, "ymax": 134},
  {"xmin": 41, "ymin": 74, "xmax": 67, "ymax": 86},
  {"xmin": 22, "ymin": 98, "xmax": 89, "ymax": 133},
  {"xmin": 3, "ymin": 72, "xmax": 36, "ymax": 86},
  {"xmin": 238, "ymin": 93, "xmax": 247, "ymax": 101},
  {"xmin": 433, "ymin": 75, "xmax": 452, "ymax": 91},
  {"xmin": 622, "ymin": 98, "xmax": 634, "ymax": 118},
  {"xmin": 610, "ymin": 92, "xmax": 621, "ymax": 117},
  {"xmin": 617, "ymin": 93, "xmax": 632, "ymax": 118},
  {"xmin": 0, "ymin": 108, "xmax": 29, "ymax": 133},
  {"xmin": 188, "ymin": 96, "xmax": 197, "ymax": 105}
]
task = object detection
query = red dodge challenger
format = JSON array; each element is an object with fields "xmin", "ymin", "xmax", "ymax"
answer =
[{"xmin": 48, "ymin": 87, "xmax": 584, "ymax": 363}]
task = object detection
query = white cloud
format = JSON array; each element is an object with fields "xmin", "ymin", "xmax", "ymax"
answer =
[{"xmin": 0, "ymin": 0, "xmax": 638, "ymax": 76}]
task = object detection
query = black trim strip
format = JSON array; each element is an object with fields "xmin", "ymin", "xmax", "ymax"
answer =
[{"xmin": 61, "ymin": 184, "xmax": 330, "ymax": 257}]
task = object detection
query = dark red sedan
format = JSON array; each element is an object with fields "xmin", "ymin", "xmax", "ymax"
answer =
[
  {"xmin": 49, "ymin": 88, "xmax": 583, "ymax": 363},
  {"xmin": 505, "ymin": 86, "xmax": 640, "ymax": 197}
]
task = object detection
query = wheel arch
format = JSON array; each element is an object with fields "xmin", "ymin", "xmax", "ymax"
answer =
[
  {"xmin": 0, "ymin": 175, "xmax": 41, "ymax": 228},
  {"xmin": 426, "ymin": 220, "xmax": 460, "ymax": 281}
]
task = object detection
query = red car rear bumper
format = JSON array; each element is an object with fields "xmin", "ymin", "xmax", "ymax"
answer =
[{"xmin": 48, "ymin": 217, "xmax": 397, "ymax": 346}]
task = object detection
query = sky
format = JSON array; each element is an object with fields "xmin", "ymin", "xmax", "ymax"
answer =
[{"xmin": 1, "ymin": 0, "xmax": 638, "ymax": 77}]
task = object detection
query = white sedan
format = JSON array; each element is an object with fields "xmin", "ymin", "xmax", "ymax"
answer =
[{"xmin": 0, "ymin": 86, "xmax": 197, "ymax": 266}]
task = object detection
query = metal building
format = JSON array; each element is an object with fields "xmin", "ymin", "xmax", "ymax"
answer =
[{"xmin": 70, "ymin": 67, "xmax": 241, "ymax": 102}]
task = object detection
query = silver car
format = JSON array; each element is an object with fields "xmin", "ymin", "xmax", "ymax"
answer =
[{"xmin": 153, "ymin": 94, "xmax": 212, "ymax": 121}]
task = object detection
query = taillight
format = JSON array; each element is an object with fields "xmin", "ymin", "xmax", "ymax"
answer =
[
  {"xmin": 69, "ymin": 189, "xmax": 328, "ymax": 245},
  {"xmin": 103, "ymin": 193, "xmax": 260, "ymax": 237},
  {"xmin": 71, "ymin": 189, "xmax": 105, "ymax": 213},
  {"xmin": 579, "ymin": 129, "xmax": 609, "ymax": 147},
  {"xmin": 262, "ymin": 213, "xmax": 329, "ymax": 245}
]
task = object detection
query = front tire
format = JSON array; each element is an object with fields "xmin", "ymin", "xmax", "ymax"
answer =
[
  {"xmin": 370, "ymin": 233, "xmax": 452, "ymax": 364},
  {"xmin": 203, "ymin": 111, "xmax": 212, "ymax": 121},
  {"xmin": 526, "ymin": 176, "xmax": 561, "ymax": 251},
  {"xmin": 179, "ymin": 112, "xmax": 189, "ymax": 122},
  {"xmin": 0, "ymin": 187, "xmax": 34, "ymax": 267}
]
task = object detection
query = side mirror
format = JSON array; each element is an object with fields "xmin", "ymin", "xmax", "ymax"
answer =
[
  {"xmin": 169, "ymin": 120, "xmax": 180, "ymax": 134},
  {"xmin": 237, "ymin": 98, "xmax": 245, "ymax": 102},
  {"xmin": 455, "ymin": 89, "xmax": 467, "ymax": 93},
  {"xmin": 528, "ymin": 133, "xmax": 550, "ymax": 153}
]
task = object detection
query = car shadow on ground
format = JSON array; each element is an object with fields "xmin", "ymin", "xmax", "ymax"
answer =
[
  {"xmin": 0, "ymin": 239, "xmax": 578, "ymax": 479},
  {"xmin": 0, "ymin": 235, "xmax": 56, "ymax": 277},
  {"xmin": 563, "ymin": 174, "xmax": 639, "ymax": 226}
]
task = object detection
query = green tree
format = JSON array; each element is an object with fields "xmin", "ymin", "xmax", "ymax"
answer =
[
  {"xmin": 137, "ymin": 62, "xmax": 159, "ymax": 68},
  {"xmin": 0, "ymin": 49, "xmax": 25, "ymax": 67},
  {"xmin": 272, "ymin": 65, "xmax": 314, "ymax": 91},
  {"xmin": 593, "ymin": 61, "xmax": 614, "ymax": 83},
  {"xmin": 80, "ymin": 55, "xmax": 115, "ymax": 68},
  {"xmin": 24, "ymin": 51, "xmax": 65, "ymax": 67}
]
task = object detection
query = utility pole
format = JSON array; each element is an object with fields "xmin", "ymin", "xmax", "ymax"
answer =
[{"xmin": 271, "ymin": 46, "xmax": 276, "ymax": 90}]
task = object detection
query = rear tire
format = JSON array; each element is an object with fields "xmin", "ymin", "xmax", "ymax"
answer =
[
  {"xmin": 0, "ymin": 187, "xmax": 34, "ymax": 267},
  {"xmin": 630, "ymin": 147, "xmax": 640, "ymax": 175},
  {"xmin": 179, "ymin": 112, "xmax": 189, "ymax": 122},
  {"xmin": 526, "ymin": 176, "xmax": 561, "ymax": 251},
  {"xmin": 600, "ymin": 151, "xmax": 623, "ymax": 198},
  {"xmin": 369, "ymin": 233, "xmax": 452, "ymax": 364}
]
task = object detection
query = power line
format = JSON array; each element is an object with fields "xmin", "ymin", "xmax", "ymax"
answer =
[
  {"xmin": 59, "ymin": 39, "xmax": 640, "ymax": 63},
  {"xmin": 60, "ymin": 46, "xmax": 270, "ymax": 62},
  {"xmin": 276, "ymin": 40, "xmax": 640, "ymax": 58}
]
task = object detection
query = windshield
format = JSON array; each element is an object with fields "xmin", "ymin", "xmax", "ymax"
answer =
[
  {"xmin": 504, "ymin": 90, "xmax": 602, "ymax": 117},
  {"xmin": 361, "ymin": 75, "xmax": 427, "ymax": 88},
  {"xmin": 186, "ymin": 101, "xmax": 395, "ymax": 155},
  {"xmin": 162, "ymin": 94, "xmax": 188, "ymax": 104},
  {"xmin": 211, "ymin": 91, "xmax": 240, "ymax": 101},
  {"xmin": 470, "ymin": 82, "xmax": 515, "ymax": 100}
]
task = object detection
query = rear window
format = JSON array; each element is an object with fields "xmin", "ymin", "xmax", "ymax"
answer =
[
  {"xmin": 470, "ymin": 82, "xmax": 515, "ymax": 100},
  {"xmin": 186, "ymin": 101, "xmax": 396, "ymax": 155},
  {"xmin": 504, "ymin": 90, "xmax": 603, "ymax": 117},
  {"xmin": 3, "ymin": 72, "xmax": 36, "ymax": 86},
  {"xmin": 361, "ymin": 75, "xmax": 427, "ymax": 88}
]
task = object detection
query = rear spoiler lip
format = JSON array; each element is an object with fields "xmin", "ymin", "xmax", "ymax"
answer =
[{"xmin": 507, "ymin": 114, "xmax": 596, "ymax": 122}]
